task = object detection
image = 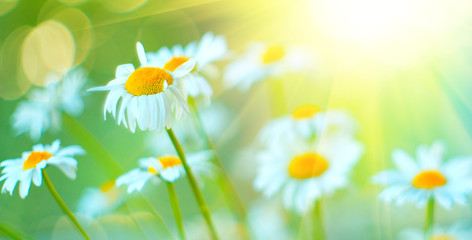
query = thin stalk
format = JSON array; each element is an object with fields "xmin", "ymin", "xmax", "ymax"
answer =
[
  {"xmin": 187, "ymin": 98, "xmax": 250, "ymax": 239},
  {"xmin": 313, "ymin": 200, "xmax": 326, "ymax": 240},
  {"xmin": 166, "ymin": 182, "xmax": 186, "ymax": 240},
  {"xmin": 42, "ymin": 169, "xmax": 90, "ymax": 240},
  {"xmin": 424, "ymin": 197, "xmax": 435, "ymax": 240},
  {"xmin": 63, "ymin": 113, "xmax": 176, "ymax": 239},
  {"xmin": 0, "ymin": 222, "xmax": 29, "ymax": 240},
  {"xmin": 166, "ymin": 128, "xmax": 219, "ymax": 240}
]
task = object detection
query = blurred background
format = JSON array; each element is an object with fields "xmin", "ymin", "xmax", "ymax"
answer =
[{"xmin": 1, "ymin": 0, "xmax": 472, "ymax": 239}]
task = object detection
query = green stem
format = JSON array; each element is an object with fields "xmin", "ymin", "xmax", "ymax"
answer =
[
  {"xmin": 166, "ymin": 128, "xmax": 219, "ymax": 240},
  {"xmin": 313, "ymin": 200, "xmax": 326, "ymax": 240},
  {"xmin": 424, "ymin": 197, "xmax": 435, "ymax": 240},
  {"xmin": 187, "ymin": 99, "xmax": 250, "ymax": 239},
  {"xmin": 42, "ymin": 169, "xmax": 90, "ymax": 240},
  {"xmin": 63, "ymin": 113, "xmax": 176, "ymax": 239},
  {"xmin": 166, "ymin": 182, "xmax": 186, "ymax": 240},
  {"xmin": 0, "ymin": 222, "xmax": 31, "ymax": 240}
]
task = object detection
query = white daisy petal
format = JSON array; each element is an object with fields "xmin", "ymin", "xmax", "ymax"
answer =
[
  {"xmin": 373, "ymin": 140, "xmax": 472, "ymax": 208},
  {"xmin": 136, "ymin": 42, "xmax": 148, "ymax": 67}
]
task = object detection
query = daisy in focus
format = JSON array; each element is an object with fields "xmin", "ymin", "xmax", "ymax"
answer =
[
  {"xmin": 0, "ymin": 139, "xmax": 85, "ymax": 198},
  {"xmin": 77, "ymin": 180, "xmax": 124, "ymax": 218},
  {"xmin": 371, "ymin": 141, "xmax": 472, "ymax": 208},
  {"xmin": 147, "ymin": 32, "xmax": 227, "ymax": 103},
  {"xmin": 258, "ymin": 104, "xmax": 358, "ymax": 146},
  {"xmin": 398, "ymin": 222, "xmax": 472, "ymax": 240},
  {"xmin": 12, "ymin": 68, "xmax": 87, "ymax": 141},
  {"xmin": 254, "ymin": 135, "xmax": 364, "ymax": 213},
  {"xmin": 116, "ymin": 151, "xmax": 216, "ymax": 193},
  {"xmin": 224, "ymin": 43, "xmax": 313, "ymax": 91},
  {"xmin": 88, "ymin": 42, "xmax": 194, "ymax": 133}
]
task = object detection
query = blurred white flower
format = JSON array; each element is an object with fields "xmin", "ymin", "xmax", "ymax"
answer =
[
  {"xmin": 398, "ymin": 222, "xmax": 472, "ymax": 240},
  {"xmin": 0, "ymin": 139, "xmax": 85, "ymax": 198},
  {"xmin": 223, "ymin": 43, "xmax": 313, "ymax": 91},
  {"xmin": 116, "ymin": 151, "xmax": 216, "ymax": 193},
  {"xmin": 372, "ymin": 141, "xmax": 472, "ymax": 208},
  {"xmin": 258, "ymin": 104, "xmax": 358, "ymax": 146},
  {"xmin": 88, "ymin": 42, "xmax": 192, "ymax": 133},
  {"xmin": 77, "ymin": 180, "xmax": 124, "ymax": 218},
  {"xmin": 59, "ymin": 69, "xmax": 87, "ymax": 116},
  {"xmin": 254, "ymin": 135, "xmax": 363, "ymax": 213},
  {"xmin": 11, "ymin": 68, "xmax": 87, "ymax": 141},
  {"xmin": 147, "ymin": 32, "xmax": 227, "ymax": 103}
]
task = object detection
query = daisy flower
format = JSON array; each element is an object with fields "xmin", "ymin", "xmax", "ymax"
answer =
[
  {"xmin": 116, "ymin": 151, "xmax": 216, "ymax": 193},
  {"xmin": 0, "ymin": 139, "xmax": 85, "ymax": 199},
  {"xmin": 88, "ymin": 42, "xmax": 194, "ymax": 133},
  {"xmin": 399, "ymin": 222, "xmax": 472, "ymax": 240},
  {"xmin": 77, "ymin": 180, "xmax": 124, "ymax": 218},
  {"xmin": 254, "ymin": 135, "xmax": 364, "ymax": 213},
  {"xmin": 146, "ymin": 32, "xmax": 227, "ymax": 103},
  {"xmin": 11, "ymin": 68, "xmax": 87, "ymax": 141},
  {"xmin": 371, "ymin": 141, "xmax": 472, "ymax": 208},
  {"xmin": 223, "ymin": 42, "xmax": 313, "ymax": 91},
  {"xmin": 258, "ymin": 104, "xmax": 358, "ymax": 146}
]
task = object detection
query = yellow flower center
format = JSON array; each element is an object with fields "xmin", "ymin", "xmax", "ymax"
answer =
[
  {"xmin": 125, "ymin": 67, "xmax": 173, "ymax": 96},
  {"xmin": 147, "ymin": 167, "xmax": 158, "ymax": 174},
  {"xmin": 99, "ymin": 180, "xmax": 115, "ymax": 192},
  {"xmin": 288, "ymin": 153, "xmax": 329, "ymax": 179},
  {"xmin": 163, "ymin": 56, "xmax": 196, "ymax": 72},
  {"xmin": 158, "ymin": 156, "xmax": 182, "ymax": 169},
  {"xmin": 262, "ymin": 45, "xmax": 285, "ymax": 64},
  {"xmin": 412, "ymin": 170, "xmax": 447, "ymax": 189},
  {"xmin": 292, "ymin": 104, "xmax": 322, "ymax": 120},
  {"xmin": 23, "ymin": 151, "xmax": 52, "ymax": 170},
  {"xmin": 430, "ymin": 234, "xmax": 454, "ymax": 240}
]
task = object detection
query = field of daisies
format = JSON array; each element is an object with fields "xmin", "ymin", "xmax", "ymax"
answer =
[{"xmin": 2, "ymin": 0, "xmax": 472, "ymax": 240}]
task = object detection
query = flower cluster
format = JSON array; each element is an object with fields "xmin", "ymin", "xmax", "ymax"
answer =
[
  {"xmin": 2, "ymin": 28, "xmax": 472, "ymax": 240},
  {"xmin": 254, "ymin": 105, "xmax": 364, "ymax": 213}
]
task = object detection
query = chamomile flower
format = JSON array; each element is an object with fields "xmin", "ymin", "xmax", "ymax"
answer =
[
  {"xmin": 12, "ymin": 100, "xmax": 58, "ymax": 141},
  {"xmin": 11, "ymin": 68, "xmax": 87, "ymax": 141},
  {"xmin": 224, "ymin": 43, "xmax": 313, "ymax": 91},
  {"xmin": 258, "ymin": 104, "xmax": 357, "ymax": 146},
  {"xmin": 371, "ymin": 141, "xmax": 472, "ymax": 208},
  {"xmin": 88, "ymin": 42, "xmax": 194, "ymax": 133},
  {"xmin": 77, "ymin": 180, "xmax": 124, "ymax": 218},
  {"xmin": 0, "ymin": 139, "xmax": 85, "ymax": 199},
  {"xmin": 254, "ymin": 135, "xmax": 364, "ymax": 213},
  {"xmin": 399, "ymin": 222, "xmax": 472, "ymax": 240},
  {"xmin": 147, "ymin": 32, "xmax": 227, "ymax": 103},
  {"xmin": 116, "ymin": 151, "xmax": 216, "ymax": 193}
]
